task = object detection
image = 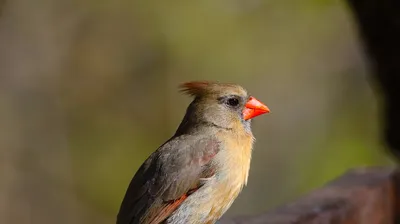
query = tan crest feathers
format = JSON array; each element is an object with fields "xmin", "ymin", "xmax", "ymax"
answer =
[{"xmin": 179, "ymin": 81, "xmax": 212, "ymax": 97}]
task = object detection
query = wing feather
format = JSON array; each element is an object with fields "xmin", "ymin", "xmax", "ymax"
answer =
[{"xmin": 117, "ymin": 135, "xmax": 220, "ymax": 224}]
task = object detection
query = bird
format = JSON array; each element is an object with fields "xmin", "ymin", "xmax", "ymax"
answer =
[{"xmin": 117, "ymin": 81, "xmax": 270, "ymax": 224}]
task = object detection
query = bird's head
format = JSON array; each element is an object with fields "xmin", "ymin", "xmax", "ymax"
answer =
[{"xmin": 176, "ymin": 81, "xmax": 269, "ymax": 134}]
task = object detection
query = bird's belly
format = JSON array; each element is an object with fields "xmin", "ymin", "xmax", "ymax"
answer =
[
  {"xmin": 165, "ymin": 177, "xmax": 242, "ymax": 224},
  {"xmin": 166, "ymin": 132, "xmax": 253, "ymax": 224}
]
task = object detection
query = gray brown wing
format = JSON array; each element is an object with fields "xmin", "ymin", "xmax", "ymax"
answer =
[{"xmin": 116, "ymin": 135, "xmax": 220, "ymax": 224}]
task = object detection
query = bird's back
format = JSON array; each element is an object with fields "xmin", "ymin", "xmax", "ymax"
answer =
[{"xmin": 117, "ymin": 132, "xmax": 221, "ymax": 224}]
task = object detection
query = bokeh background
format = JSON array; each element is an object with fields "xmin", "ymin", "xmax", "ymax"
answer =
[{"xmin": 0, "ymin": 0, "xmax": 395, "ymax": 223}]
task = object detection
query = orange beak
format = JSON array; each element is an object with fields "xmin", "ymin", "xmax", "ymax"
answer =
[{"xmin": 243, "ymin": 96, "xmax": 270, "ymax": 120}]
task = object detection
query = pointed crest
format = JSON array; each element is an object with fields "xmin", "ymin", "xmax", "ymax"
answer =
[
  {"xmin": 179, "ymin": 81, "xmax": 248, "ymax": 99},
  {"xmin": 179, "ymin": 81, "xmax": 211, "ymax": 97}
]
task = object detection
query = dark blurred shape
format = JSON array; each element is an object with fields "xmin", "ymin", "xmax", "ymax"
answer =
[
  {"xmin": 346, "ymin": 0, "xmax": 400, "ymax": 160},
  {"xmin": 220, "ymin": 167, "xmax": 399, "ymax": 224}
]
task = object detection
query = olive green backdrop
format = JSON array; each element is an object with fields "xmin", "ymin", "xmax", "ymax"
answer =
[{"xmin": 0, "ymin": 0, "xmax": 393, "ymax": 223}]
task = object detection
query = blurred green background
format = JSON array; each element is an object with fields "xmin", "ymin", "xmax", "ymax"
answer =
[{"xmin": 0, "ymin": 0, "xmax": 394, "ymax": 223}]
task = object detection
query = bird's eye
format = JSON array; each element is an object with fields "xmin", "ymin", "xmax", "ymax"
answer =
[{"xmin": 226, "ymin": 98, "xmax": 239, "ymax": 107}]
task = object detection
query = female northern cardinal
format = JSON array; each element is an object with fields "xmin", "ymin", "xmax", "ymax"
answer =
[{"xmin": 117, "ymin": 81, "xmax": 269, "ymax": 224}]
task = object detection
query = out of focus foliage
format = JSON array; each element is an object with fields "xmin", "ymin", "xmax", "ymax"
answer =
[{"xmin": 0, "ymin": 0, "xmax": 393, "ymax": 223}]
